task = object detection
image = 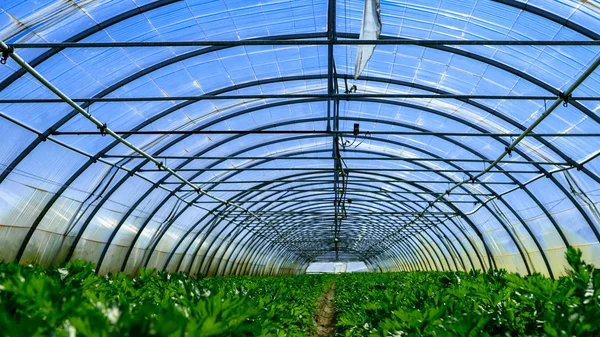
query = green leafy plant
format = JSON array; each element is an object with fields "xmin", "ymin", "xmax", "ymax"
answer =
[
  {"xmin": 333, "ymin": 248, "xmax": 598, "ymax": 337},
  {"xmin": 1, "ymin": 248, "xmax": 597, "ymax": 336},
  {"xmin": 0, "ymin": 262, "xmax": 333, "ymax": 336}
]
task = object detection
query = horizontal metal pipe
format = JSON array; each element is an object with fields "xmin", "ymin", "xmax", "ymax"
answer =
[
  {"xmin": 245, "ymin": 221, "xmax": 437, "ymax": 228},
  {"xmin": 190, "ymin": 199, "xmax": 477, "ymax": 204},
  {"xmin": 53, "ymin": 130, "xmax": 598, "ymax": 137},
  {"xmin": 222, "ymin": 210, "xmax": 452, "ymax": 214},
  {"xmin": 176, "ymin": 188, "xmax": 493, "ymax": 195},
  {"xmin": 2, "ymin": 94, "xmax": 599, "ymax": 103},
  {"xmin": 138, "ymin": 168, "xmax": 540, "ymax": 173},
  {"xmin": 10, "ymin": 39, "xmax": 600, "ymax": 48},
  {"xmin": 225, "ymin": 211, "xmax": 458, "ymax": 217},
  {"xmin": 104, "ymin": 155, "xmax": 568, "ymax": 165},
  {"xmin": 140, "ymin": 173, "xmax": 516, "ymax": 184},
  {"xmin": 159, "ymin": 178, "xmax": 523, "ymax": 184},
  {"xmin": 240, "ymin": 215, "xmax": 446, "ymax": 222}
]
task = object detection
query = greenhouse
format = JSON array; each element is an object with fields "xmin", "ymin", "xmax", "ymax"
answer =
[{"xmin": 0, "ymin": 0, "xmax": 599, "ymax": 336}]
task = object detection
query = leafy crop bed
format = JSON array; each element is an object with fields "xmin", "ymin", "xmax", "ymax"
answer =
[
  {"xmin": 334, "ymin": 248, "xmax": 599, "ymax": 337},
  {"xmin": 0, "ymin": 262, "xmax": 333, "ymax": 336},
  {"xmin": 0, "ymin": 248, "xmax": 598, "ymax": 337}
]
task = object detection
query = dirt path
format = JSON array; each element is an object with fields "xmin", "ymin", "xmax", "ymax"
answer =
[{"xmin": 314, "ymin": 283, "xmax": 336, "ymax": 337}]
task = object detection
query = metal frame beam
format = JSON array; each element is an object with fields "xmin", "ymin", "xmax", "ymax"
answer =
[
  {"xmin": 3, "ymin": 94, "xmax": 600, "ymax": 103},
  {"xmin": 157, "ymin": 140, "xmax": 504, "ymax": 274},
  {"xmin": 10, "ymin": 40, "xmax": 600, "ymax": 48},
  {"xmin": 2, "ymin": 28, "xmax": 596, "ymax": 272},
  {"xmin": 159, "ymin": 151, "xmax": 488, "ymax": 276},
  {"xmin": 52, "ymin": 130, "xmax": 600, "ymax": 137}
]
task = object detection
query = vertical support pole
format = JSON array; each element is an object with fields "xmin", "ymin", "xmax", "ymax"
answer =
[{"xmin": 328, "ymin": 0, "xmax": 341, "ymax": 261}]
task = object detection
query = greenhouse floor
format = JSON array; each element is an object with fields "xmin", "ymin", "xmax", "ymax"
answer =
[{"xmin": 1, "ymin": 248, "xmax": 598, "ymax": 337}]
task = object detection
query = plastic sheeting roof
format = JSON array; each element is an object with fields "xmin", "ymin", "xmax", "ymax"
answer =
[{"xmin": 0, "ymin": 0, "xmax": 600, "ymax": 277}]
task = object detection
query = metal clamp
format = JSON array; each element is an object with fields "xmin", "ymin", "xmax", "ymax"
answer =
[
  {"xmin": 559, "ymin": 92, "xmax": 571, "ymax": 107},
  {"xmin": 97, "ymin": 123, "xmax": 108, "ymax": 136},
  {"xmin": 39, "ymin": 129, "xmax": 52, "ymax": 142},
  {"xmin": 567, "ymin": 158, "xmax": 583, "ymax": 171},
  {"xmin": 0, "ymin": 45, "xmax": 13, "ymax": 64}
]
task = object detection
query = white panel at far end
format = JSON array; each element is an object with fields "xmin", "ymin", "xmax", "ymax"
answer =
[{"xmin": 305, "ymin": 261, "xmax": 369, "ymax": 274}]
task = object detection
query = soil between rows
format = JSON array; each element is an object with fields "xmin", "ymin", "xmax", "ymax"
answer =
[{"xmin": 313, "ymin": 283, "xmax": 336, "ymax": 337}]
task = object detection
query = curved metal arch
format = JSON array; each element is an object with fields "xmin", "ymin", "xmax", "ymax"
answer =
[
  {"xmin": 14, "ymin": 79, "xmax": 324, "ymax": 264},
  {"xmin": 179, "ymin": 212, "xmax": 236, "ymax": 275},
  {"xmin": 247, "ymin": 246, "xmax": 299, "ymax": 276},
  {"xmin": 219, "ymin": 200, "xmax": 457, "ymax": 271},
  {"xmin": 2, "ymin": 0, "xmax": 593, "ymax": 191},
  {"xmin": 265, "ymin": 252, "xmax": 295, "ymax": 276},
  {"xmin": 166, "ymin": 160, "xmax": 491, "ymax": 277},
  {"xmin": 0, "ymin": 0, "xmax": 181, "ymax": 92},
  {"xmin": 153, "ymin": 141, "xmax": 495, "ymax": 274},
  {"xmin": 495, "ymin": 0, "xmax": 600, "ymax": 41},
  {"xmin": 345, "ymin": 78, "xmax": 600, "ymax": 241},
  {"xmin": 372, "ymin": 237, "xmax": 427, "ymax": 272},
  {"xmin": 217, "ymin": 217, "xmax": 441, "ymax": 276},
  {"xmin": 68, "ymin": 106, "xmax": 324, "ymax": 264},
  {"xmin": 14, "ymin": 44, "xmax": 593, "ymax": 266},
  {"xmin": 175, "ymin": 185, "xmax": 339, "ymax": 275},
  {"xmin": 269, "ymin": 249, "xmax": 300, "ymax": 276},
  {"xmin": 209, "ymin": 233, "xmax": 290, "ymax": 276},
  {"xmin": 213, "ymin": 174, "xmax": 468, "ymax": 262},
  {"xmin": 266, "ymin": 245, "xmax": 307, "ymax": 276},
  {"xmin": 0, "ymin": 33, "xmax": 327, "ymax": 188},
  {"xmin": 107, "ymin": 84, "xmax": 600, "ymax": 266},
  {"xmin": 5, "ymin": 28, "xmax": 599, "ymax": 209},
  {"xmin": 203, "ymin": 191, "xmax": 454, "ymax": 273},
  {"xmin": 347, "ymin": 186, "xmax": 472, "ymax": 271},
  {"xmin": 10, "ymin": 55, "xmax": 596, "ymax": 272},
  {"xmin": 159, "ymin": 171, "xmax": 470, "ymax": 272},
  {"xmin": 171, "ymin": 138, "xmax": 532, "ymax": 274},
  {"xmin": 210, "ymin": 225, "xmax": 396, "ymax": 276},
  {"xmin": 179, "ymin": 176, "xmax": 475, "ymax": 276},
  {"xmin": 378, "ymin": 249, "xmax": 414, "ymax": 272},
  {"xmin": 185, "ymin": 165, "xmax": 448, "ymax": 272},
  {"xmin": 172, "ymin": 166, "xmax": 477, "ymax": 276},
  {"xmin": 104, "ymin": 113, "xmax": 536, "ymax": 278},
  {"xmin": 231, "ymin": 243, "xmax": 285, "ymax": 276},
  {"xmin": 246, "ymin": 244, "xmax": 296, "ymax": 276},
  {"xmin": 94, "ymin": 87, "xmax": 552, "ymax": 272},
  {"xmin": 206, "ymin": 175, "xmax": 477, "ymax": 272},
  {"xmin": 134, "ymin": 118, "xmax": 540, "ymax": 276},
  {"xmin": 93, "ymin": 110, "xmax": 496, "ymax": 273},
  {"xmin": 90, "ymin": 86, "xmax": 585, "ymax": 273},
  {"xmin": 265, "ymin": 252, "xmax": 291, "ymax": 276},
  {"xmin": 5, "ymin": 14, "xmax": 600, "ymax": 265},
  {"xmin": 129, "ymin": 111, "xmax": 560, "ymax": 276},
  {"xmin": 182, "ymin": 200, "xmax": 394, "ymax": 270}
]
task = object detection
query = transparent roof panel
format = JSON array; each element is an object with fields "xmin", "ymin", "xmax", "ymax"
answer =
[{"xmin": 0, "ymin": 0, "xmax": 599, "ymax": 277}]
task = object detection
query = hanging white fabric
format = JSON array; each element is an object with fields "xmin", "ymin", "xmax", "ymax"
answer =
[{"xmin": 354, "ymin": 0, "xmax": 381, "ymax": 79}]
